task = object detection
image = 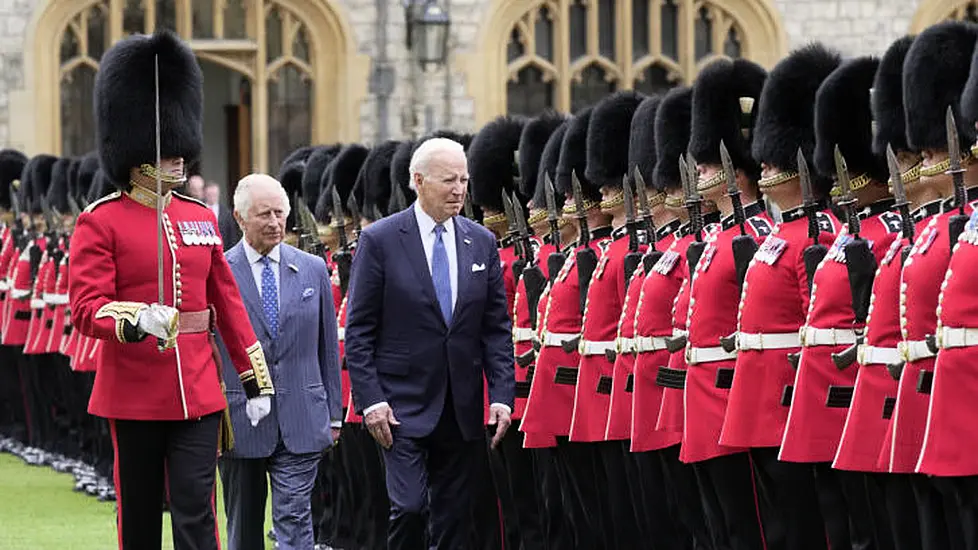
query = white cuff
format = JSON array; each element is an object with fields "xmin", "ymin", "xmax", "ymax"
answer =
[
  {"xmin": 330, "ymin": 420, "xmax": 343, "ymax": 428},
  {"xmin": 363, "ymin": 401, "xmax": 389, "ymax": 416},
  {"xmin": 490, "ymin": 403, "xmax": 512, "ymax": 414}
]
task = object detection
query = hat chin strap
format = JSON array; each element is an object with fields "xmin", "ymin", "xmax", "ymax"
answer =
[{"xmin": 138, "ymin": 163, "xmax": 187, "ymax": 186}]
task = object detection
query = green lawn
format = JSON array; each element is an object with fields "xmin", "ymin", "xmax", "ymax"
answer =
[{"xmin": 0, "ymin": 453, "xmax": 272, "ymax": 549}]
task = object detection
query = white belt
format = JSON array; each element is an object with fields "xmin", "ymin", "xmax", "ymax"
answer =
[
  {"xmin": 857, "ymin": 345, "xmax": 900, "ymax": 365},
  {"xmin": 634, "ymin": 335, "xmax": 669, "ymax": 353},
  {"xmin": 513, "ymin": 327, "xmax": 537, "ymax": 343},
  {"xmin": 580, "ymin": 340, "xmax": 616, "ymax": 356},
  {"xmin": 674, "ymin": 328, "xmax": 688, "ymax": 338},
  {"xmin": 542, "ymin": 331, "xmax": 578, "ymax": 348},
  {"xmin": 30, "ymin": 298, "xmax": 44, "ymax": 309},
  {"xmin": 686, "ymin": 346, "xmax": 737, "ymax": 365},
  {"xmin": 10, "ymin": 288, "xmax": 30, "ymax": 300},
  {"xmin": 336, "ymin": 327, "xmax": 345, "ymax": 341},
  {"xmin": 800, "ymin": 326, "xmax": 858, "ymax": 347},
  {"xmin": 617, "ymin": 337, "xmax": 636, "ymax": 353},
  {"xmin": 43, "ymin": 293, "xmax": 69, "ymax": 306},
  {"xmin": 937, "ymin": 326, "xmax": 978, "ymax": 350},
  {"xmin": 899, "ymin": 339, "xmax": 936, "ymax": 362},
  {"xmin": 0, "ymin": 280, "xmax": 8, "ymax": 291},
  {"xmin": 737, "ymin": 331, "xmax": 800, "ymax": 351}
]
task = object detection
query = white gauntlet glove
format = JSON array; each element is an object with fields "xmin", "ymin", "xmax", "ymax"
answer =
[
  {"xmin": 137, "ymin": 304, "xmax": 179, "ymax": 342},
  {"xmin": 246, "ymin": 396, "xmax": 272, "ymax": 426}
]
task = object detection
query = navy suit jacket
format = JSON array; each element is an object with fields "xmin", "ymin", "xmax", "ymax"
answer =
[
  {"xmin": 345, "ymin": 207, "xmax": 515, "ymax": 441},
  {"xmin": 219, "ymin": 241, "xmax": 343, "ymax": 458}
]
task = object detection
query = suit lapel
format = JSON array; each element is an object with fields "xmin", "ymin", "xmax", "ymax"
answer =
[
  {"xmin": 453, "ymin": 219, "xmax": 472, "ymax": 326},
  {"xmin": 227, "ymin": 243, "xmax": 271, "ymax": 338},
  {"xmin": 399, "ymin": 209, "xmax": 444, "ymax": 324},
  {"xmin": 277, "ymin": 245, "xmax": 301, "ymax": 330}
]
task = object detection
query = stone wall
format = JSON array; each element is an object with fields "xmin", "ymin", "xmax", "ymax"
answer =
[
  {"xmin": 0, "ymin": 0, "xmax": 39, "ymax": 151},
  {"xmin": 773, "ymin": 0, "xmax": 920, "ymax": 56}
]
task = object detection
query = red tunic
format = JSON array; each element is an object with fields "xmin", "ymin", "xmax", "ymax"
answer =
[
  {"xmin": 69, "ymin": 190, "xmax": 273, "ymax": 420},
  {"xmin": 721, "ymin": 208, "xmax": 839, "ymax": 448},
  {"xmin": 605, "ymin": 264, "xmax": 646, "ymax": 441},
  {"xmin": 0, "ymin": 228, "xmax": 13, "ymax": 332},
  {"xmin": 45, "ymin": 256, "xmax": 70, "ymax": 354},
  {"xmin": 2, "ymin": 245, "xmax": 34, "ymax": 346},
  {"xmin": 682, "ymin": 209, "xmax": 772, "ymax": 463},
  {"xmin": 512, "ymin": 237, "xmax": 550, "ymax": 421},
  {"xmin": 918, "ymin": 207, "xmax": 978, "ymax": 476},
  {"xmin": 23, "ymin": 253, "xmax": 53, "ymax": 354},
  {"xmin": 780, "ymin": 206, "xmax": 901, "ymax": 463}
]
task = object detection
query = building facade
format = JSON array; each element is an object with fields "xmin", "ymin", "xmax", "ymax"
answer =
[{"xmin": 0, "ymin": 0, "xmax": 972, "ymax": 188}]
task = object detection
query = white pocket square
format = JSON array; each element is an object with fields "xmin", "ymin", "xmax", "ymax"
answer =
[
  {"xmin": 471, "ymin": 263, "xmax": 486, "ymax": 272},
  {"xmin": 302, "ymin": 287, "xmax": 315, "ymax": 299}
]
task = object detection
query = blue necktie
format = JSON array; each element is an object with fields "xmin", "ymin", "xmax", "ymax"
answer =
[
  {"xmin": 432, "ymin": 224, "xmax": 453, "ymax": 324},
  {"xmin": 260, "ymin": 255, "xmax": 279, "ymax": 338}
]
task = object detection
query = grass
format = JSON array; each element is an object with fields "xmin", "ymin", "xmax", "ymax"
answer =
[{"xmin": 0, "ymin": 453, "xmax": 272, "ymax": 549}]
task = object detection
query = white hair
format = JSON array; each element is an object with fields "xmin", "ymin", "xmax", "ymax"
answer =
[
  {"xmin": 408, "ymin": 137, "xmax": 465, "ymax": 191},
  {"xmin": 233, "ymin": 173, "xmax": 291, "ymax": 221}
]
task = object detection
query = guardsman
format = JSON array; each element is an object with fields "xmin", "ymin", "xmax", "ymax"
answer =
[
  {"xmin": 627, "ymin": 88, "xmax": 715, "ymax": 550},
  {"xmin": 889, "ymin": 21, "xmax": 978, "ymax": 550},
  {"xmin": 520, "ymin": 107, "xmax": 613, "ymax": 548},
  {"xmin": 569, "ymin": 91, "xmax": 646, "ymax": 548},
  {"xmin": 685, "ymin": 57, "xmax": 770, "ymax": 550},
  {"xmin": 721, "ymin": 43, "xmax": 842, "ymax": 550},
  {"xmin": 781, "ymin": 55, "xmax": 903, "ymax": 549},
  {"xmin": 68, "ymin": 30, "xmax": 275, "ymax": 550},
  {"xmin": 0, "ymin": 148, "xmax": 26, "ymax": 443}
]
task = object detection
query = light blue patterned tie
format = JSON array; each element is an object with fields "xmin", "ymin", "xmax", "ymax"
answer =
[
  {"xmin": 260, "ymin": 255, "xmax": 279, "ymax": 338},
  {"xmin": 432, "ymin": 224, "xmax": 453, "ymax": 324}
]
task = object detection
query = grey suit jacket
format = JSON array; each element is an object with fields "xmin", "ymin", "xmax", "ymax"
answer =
[
  {"xmin": 217, "ymin": 203, "xmax": 242, "ymax": 251},
  {"xmin": 219, "ymin": 241, "xmax": 343, "ymax": 458}
]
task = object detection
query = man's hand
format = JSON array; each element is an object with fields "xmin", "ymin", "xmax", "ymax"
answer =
[
  {"xmin": 364, "ymin": 403, "xmax": 400, "ymax": 450},
  {"xmin": 331, "ymin": 427, "xmax": 342, "ymax": 444},
  {"xmin": 488, "ymin": 404, "xmax": 512, "ymax": 449},
  {"xmin": 137, "ymin": 304, "xmax": 178, "ymax": 341},
  {"xmin": 245, "ymin": 395, "xmax": 272, "ymax": 426}
]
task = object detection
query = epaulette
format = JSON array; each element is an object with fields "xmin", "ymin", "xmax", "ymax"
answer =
[
  {"xmin": 172, "ymin": 191, "xmax": 208, "ymax": 208},
  {"xmin": 84, "ymin": 191, "xmax": 122, "ymax": 213}
]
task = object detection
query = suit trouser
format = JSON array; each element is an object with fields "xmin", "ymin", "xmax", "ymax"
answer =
[
  {"xmin": 554, "ymin": 438, "xmax": 607, "ymax": 549},
  {"xmin": 878, "ymin": 474, "xmax": 922, "ymax": 550},
  {"xmin": 633, "ymin": 446, "xmax": 693, "ymax": 549},
  {"xmin": 491, "ymin": 427, "xmax": 547, "ymax": 550},
  {"xmin": 384, "ymin": 398, "xmax": 482, "ymax": 550},
  {"xmin": 749, "ymin": 447, "xmax": 827, "ymax": 550},
  {"xmin": 932, "ymin": 475, "xmax": 978, "ymax": 550},
  {"xmin": 471, "ymin": 434, "xmax": 502, "ymax": 550},
  {"xmin": 693, "ymin": 452, "xmax": 765, "ymax": 550},
  {"xmin": 111, "ymin": 412, "xmax": 221, "ymax": 550},
  {"xmin": 532, "ymin": 445, "xmax": 571, "ymax": 550},
  {"xmin": 219, "ymin": 441, "xmax": 322, "ymax": 550},
  {"xmin": 912, "ymin": 474, "xmax": 966, "ymax": 550},
  {"xmin": 814, "ymin": 463, "xmax": 890, "ymax": 550}
]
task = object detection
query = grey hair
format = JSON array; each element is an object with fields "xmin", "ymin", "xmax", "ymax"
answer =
[
  {"xmin": 408, "ymin": 138, "xmax": 465, "ymax": 191},
  {"xmin": 233, "ymin": 173, "xmax": 291, "ymax": 221}
]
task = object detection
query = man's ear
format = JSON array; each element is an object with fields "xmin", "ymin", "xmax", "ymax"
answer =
[{"xmin": 233, "ymin": 210, "xmax": 244, "ymax": 229}]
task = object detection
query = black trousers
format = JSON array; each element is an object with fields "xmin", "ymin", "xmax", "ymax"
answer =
[
  {"xmin": 0, "ymin": 344, "xmax": 27, "ymax": 440},
  {"xmin": 554, "ymin": 438, "xmax": 607, "ymax": 549},
  {"xmin": 596, "ymin": 441, "xmax": 642, "ymax": 548},
  {"xmin": 749, "ymin": 448, "xmax": 826, "ymax": 550},
  {"xmin": 111, "ymin": 413, "xmax": 221, "ymax": 550},
  {"xmin": 693, "ymin": 451, "xmax": 764, "ymax": 550},
  {"xmin": 490, "ymin": 427, "xmax": 547, "ymax": 550},
  {"xmin": 937, "ymin": 475, "xmax": 978, "ymax": 550},
  {"xmin": 880, "ymin": 474, "xmax": 922, "ymax": 550},
  {"xmin": 531, "ymin": 445, "xmax": 570, "ymax": 550},
  {"xmin": 815, "ymin": 464, "xmax": 891, "ymax": 550},
  {"xmin": 912, "ymin": 474, "xmax": 966, "ymax": 550}
]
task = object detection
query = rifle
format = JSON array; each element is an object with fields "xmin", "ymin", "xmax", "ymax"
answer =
[
  {"xmin": 544, "ymin": 174, "xmax": 565, "ymax": 285},
  {"xmin": 513, "ymin": 192, "xmax": 546, "ymax": 327},
  {"xmin": 501, "ymin": 191, "xmax": 526, "ymax": 280},
  {"xmin": 463, "ymin": 181, "xmax": 476, "ymax": 221},
  {"xmin": 946, "ymin": 107, "xmax": 969, "ymax": 248},
  {"xmin": 572, "ymin": 170, "xmax": 598, "ymax": 315},
  {"xmin": 293, "ymin": 192, "xmax": 323, "ymax": 258},
  {"xmin": 330, "ymin": 186, "xmax": 353, "ymax": 296},
  {"xmin": 633, "ymin": 166, "xmax": 663, "ymax": 271},
  {"xmin": 347, "ymin": 193, "xmax": 362, "ymax": 244},
  {"xmin": 389, "ymin": 181, "xmax": 408, "ymax": 214},
  {"xmin": 887, "ymin": 144, "xmax": 915, "ymax": 266},
  {"xmin": 798, "ymin": 149, "xmax": 828, "ymax": 293},
  {"xmin": 622, "ymin": 175, "xmax": 643, "ymax": 287},
  {"xmin": 721, "ymin": 140, "xmax": 758, "ymax": 287},
  {"xmin": 680, "ymin": 154, "xmax": 706, "ymax": 270}
]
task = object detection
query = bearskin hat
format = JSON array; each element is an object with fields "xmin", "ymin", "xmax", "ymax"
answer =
[
  {"xmin": 19, "ymin": 155, "xmax": 58, "ymax": 214},
  {"xmin": 390, "ymin": 140, "xmax": 418, "ymax": 208},
  {"xmin": 873, "ymin": 36, "xmax": 915, "ymax": 156},
  {"xmin": 65, "ymin": 158, "xmax": 81, "ymax": 203},
  {"xmin": 94, "ymin": 30, "xmax": 203, "ymax": 189},
  {"xmin": 413, "ymin": 130, "xmax": 471, "ymax": 156},
  {"xmin": 586, "ymin": 91, "xmax": 646, "ymax": 189},
  {"xmin": 316, "ymin": 144, "xmax": 369, "ymax": 223},
  {"xmin": 519, "ymin": 111, "xmax": 567, "ymax": 200},
  {"xmin": 557, "ymin": 107, "xmax": 601, "ymax": 202},
  {"xmin": 277, "ymin": 160, "xmax": 305, "ymax": 230},
  {"xmin": 76, "ymin": 154, "xmax": 100, "ymax": 205},
  {"xmin": 0, "ymin": 149, "xmax": 28, "ymax": 210},
  {"xmin": 87, "ymin": 170, "xmax": 113, "ymax": 204},
  {"xmin": 814, "ymin": 56, "xmax": 886, "ymax": 184},
  {"xmin": 628, "ymin": 96, "xmax": 661, "ymax": 191},
  {"xmin": 468, "ymin": 115, "xmax": 526, "ymax": 212},
  {"xmin": 301, "ymin": 145, "xmax": 341, "ymax": 211},
  {"xmin": 532, "ymin": 121, "xmax": 569, "ymax": 212},
  {"xmin": 690, "ymin": 58, "xmax": 766, "ymax": 180},
  {"xmin": 356, "ymin": 140, "xmax": 400, "ymax": 221},
  {"xmin": 280, "ymin": 145, "xmax": 317, "ymax": 174},
  {"xmin": 46, "ymin": 158, "xmax": 71, "ymax": 214},
  {"xmin": 654, "ymin": 87, "xmax": 693, "ymax": 192},
  {"xmin": 905, "ymin": 21, "xmax": 978, "ymax": 152},
  {"xmin": 964, "ymin": 38, "xmax": 978, "ymax": 131}
]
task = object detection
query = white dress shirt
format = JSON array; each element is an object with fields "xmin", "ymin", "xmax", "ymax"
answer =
[
  {"xmin": 210, "ymin": 203, "xmax": 221, "ymax": 220},
  {"xmin": 243, "ymin": 240, "xmax": 281, "ymax": 309}
]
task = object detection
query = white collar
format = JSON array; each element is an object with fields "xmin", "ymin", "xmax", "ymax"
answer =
[
  {"xmin": 413, "ymin": 201, "xmax": 455, "ymax": 237},
  {"xmin": 243, "ymin": 240, "xmax": 281, "ymax": 265}
]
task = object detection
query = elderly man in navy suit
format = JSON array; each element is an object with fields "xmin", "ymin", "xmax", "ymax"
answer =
[
  {"xmin": 218, "ymin": 173, "xmax": 343, "ymax": 550},
  {"xmin": 346, "ymin": 137, "xmax": 516, "ymax": 549}
]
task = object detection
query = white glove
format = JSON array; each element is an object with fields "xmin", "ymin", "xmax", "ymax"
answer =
[
  {"xmin": 137, "ymin": 304, "xmax": 179, "ymax": 341},
  {"xmin": 245, "ymin": 395, "xmax": 272, "ymax": 427}
]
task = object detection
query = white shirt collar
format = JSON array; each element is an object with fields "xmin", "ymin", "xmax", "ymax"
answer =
[
  {"xmin": 413, "ymin": 200, "xmax": 455, "ymax": 237},
  {"xmin": 243, "ymin": 240, "xmax": 281, "ymax": 265}
]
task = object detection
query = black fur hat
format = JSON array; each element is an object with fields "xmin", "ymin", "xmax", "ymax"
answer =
[
  {"xmin": 76, "ymin": 154, "xmax": 100, "ymax": 204},
  {"xmin": 557, "ymin": 107, "xmax": 601, "ymax": 202},
  {"xmin": 46, "ymin": 158, "xmax": 71, "ymax": 213},
  {"xmin": 413, "ymin": 130, "xmax": 471, "ymax": 156},
  {"xmin": 519, "ymin": 111, "xmax": 567, "ymax": 200},
  {"xmin": 0, "ymin": 149, "xmax": 28, "ymax": 210},
  {"xmin": 689, "ymin": 58, "xmax": 766, "ymax": 179},
  {"xmin": 964, "ymin": 38, "xmax": 978, "ymax": 131},
  {"xmin": 906, "ymin": 21, "xmax": 978, "ymax": 152},
  {"xmin": 94, "ymin": 30, "xmax": 203, "ymax": 189},
  {"xmin": 280, "ymin": 145, "xmax": 317, "ymax": 175},
  {"xmin": 654, "ymin": 87, "xmax": 693, "ymax": 192},
  {"xmin": 814, "ymin": 57, "xmax": 887, "ymax": 184},
  {"xmin": 19, "ymin": 155, "xmax": 58, "ymax": 214},
  {"xmin": 752, "ymin": 43, "xmax": 841, "ymax": 195},
  {"xmin": 468, "ymin": 115, "xmax": 526, "ymax": 212},
  {"xmin": 873, "ymin": 36, "xmax": 915, "ymax": 156},
  {"xmin": 277, "ymin": 160, "xmax": 305, "ymax": 231},
  {"xmin": 532, "ymin": 121, "xmax": 569, "ymax": 211},
  {"xmin": 65, "ymin": 158, "xmax": 81, "ymax": 203},
  {"xmin": 316, "ymin": 144, "xmax": 369, "ymax": 222},
  {"xmin": 301, "ymin": 145, "xmax": 340, "ymax": 211},
  {"xmin": 87, "ymin": 170, "xmax": 113, "ymax": 203},
  {"xmin": 357, "ymin": 140, "xmax": 400, "ymax": 220},
  {"xmin": 628, "ymin": 96, "xmax": 661, "ymax": 190},
  {"xmin": 390, "ymin": 140, "xmax": 418, "ymax": 207},
  {"xmin": 586, "ymin": 91, "xmax": 646, "ymax": 188}
]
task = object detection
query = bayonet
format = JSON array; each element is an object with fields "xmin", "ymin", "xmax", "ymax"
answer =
[
  {"xmin": 679, "ymin": 154, "xmax": 703, "ymax": 242},
  {"xmin": 501, "ymin": 190, "xmax": 519, "ymax": 239},
  {"xmin": 799, "ymin": 149, "xmax": 820, "ymax": 246},
  {"xmin": 39, "ymin": 196, "xmax": 58, "ymax": 234},
  {"xmin": 720, "ymin": 140, "xmax": 747, "ymax": 235},
  {"xmin": 835, "ymin": 145, "xmax": 861, "ymax": 237},
  {"xmin": 571, "ymin": 170, "xmax": 590, "ymax": 246},
  {"xmin": 947, "ymin": 107, "xmax": 966, "ymax": 216},
  {"xmin": 330, "ymin": 185, "xmax": 349, "ymax": 251},
  {"xmin": 633, "ymin": 166, "xmax": 655, "ymax": 242},
  {"xmin": 9, "ymin": 182, "xmax": 20, "ymax": 220},
  {"xmin": 67, "ymin": 195, "xmax": 82, "ymax": 219},
  {"xmin": 463, "ymin": 181, "xmax": 475, "ymax": 220},
  {"xmin": 544, "ymin": 173, "xmax": 561, "ymax": 247},
  {"xmin": 347, "ymin": 193, "xmax": 362, "ymax": 243},
  {"xmin": 512, "ymin": 191, "xmax": 534, "ymax": 265},
  {"xmin": 887, "ymin": 144, "xmax": 915, "ymax": 241},
  {"xmin": 622, "ymin": 175, "xmax": 639, "ymax": 253},
  {"xmin": 390, "ymin": 182, "xmax": 408, "ymax": 214}
]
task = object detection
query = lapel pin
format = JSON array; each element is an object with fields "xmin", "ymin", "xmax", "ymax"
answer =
[
  {"xmin": 463, "ymin": 238, "xmax": 472, "ymax": 245},
  {"xmin": 288, "ymin": 263, "xmax": 299, "ymax": 273}
]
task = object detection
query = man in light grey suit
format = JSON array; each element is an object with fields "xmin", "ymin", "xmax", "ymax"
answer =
[{"xmin": 218, "ymin": 173, "xmax": 343, "ymax": 550}]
